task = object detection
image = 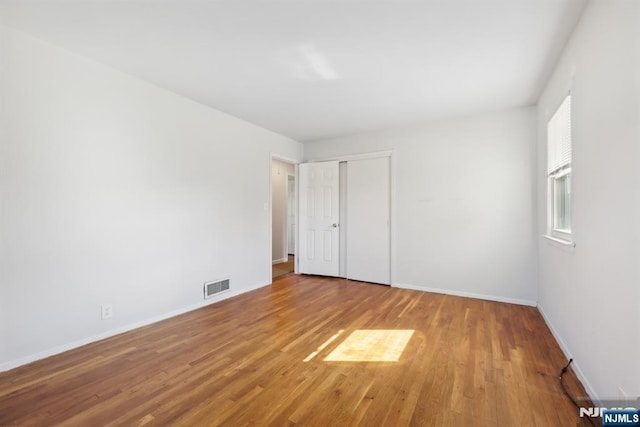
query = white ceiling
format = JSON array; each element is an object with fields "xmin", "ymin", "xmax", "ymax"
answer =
[{"xmin": 0, "ymin": 0, "xmax": 587, "ymax": 142}]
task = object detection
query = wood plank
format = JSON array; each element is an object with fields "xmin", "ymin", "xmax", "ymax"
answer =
[{"xmin": 0, "ymin": 275, "xmax": 596, "ymax": 426}]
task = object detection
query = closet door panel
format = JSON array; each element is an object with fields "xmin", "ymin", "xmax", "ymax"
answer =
[{"xmin": 346, "ymin": 157, "xmax": 390, "ymax": 285}]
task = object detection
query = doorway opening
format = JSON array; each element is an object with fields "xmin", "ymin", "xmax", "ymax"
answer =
[{"xmin": 271, "ymin": 158, "xmax": 297, "ymax": 279}]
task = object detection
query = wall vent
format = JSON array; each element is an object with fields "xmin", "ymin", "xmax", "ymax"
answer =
[{"xmin": 204, "ymin": 279, "xmax": 230, "ymax": 299}]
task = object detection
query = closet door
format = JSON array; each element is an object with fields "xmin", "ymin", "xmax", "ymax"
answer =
[
  {"xmin": 298, "ymin": 161, "xmax": 340, "ymax": 277},
  {"xmin": 346, "ymin": 157, "xmax": 390, "ymax": 285}
]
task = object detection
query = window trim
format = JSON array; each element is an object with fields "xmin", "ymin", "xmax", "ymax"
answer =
[{"xmin": 549, "ymin": 167, "xmax": 572, "ymax": 240}]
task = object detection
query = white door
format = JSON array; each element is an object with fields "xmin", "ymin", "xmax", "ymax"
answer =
[
  {"xmin": 298, "ymin": 161, "xmax": 340, "ymax": 276},
  {"xmin": 346, "ymin": 157, "xmax": 390, "ymax": 285},
  {"xmin": 287, "ymin": 175, "xmax": 296, "ymax": 255}
]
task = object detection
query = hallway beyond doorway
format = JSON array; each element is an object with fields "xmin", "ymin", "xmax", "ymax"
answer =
[{"xmin": 272, "ymin": 255, "xmax": 294, "ymax": 278}]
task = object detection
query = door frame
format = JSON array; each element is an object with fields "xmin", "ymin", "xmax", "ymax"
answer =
[
  {"xmin": 305, "ymin": 149, "xmax": 396, "ymax": 285},
  {"xmin": 286, "ymin": 173, "xmax": 296, "ymax": 256},
  {"xmin": 269, "ymin": 153, "xmax": 299, "ymax": 280}
]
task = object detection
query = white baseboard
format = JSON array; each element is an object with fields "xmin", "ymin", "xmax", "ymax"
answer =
[
  {"xmin": 537, "ymin": 303, "xmax": 599, "ymax": 405},
  {"xmin": 392, "ymin": 282, "xmax": 537, "ymax": 307},
  {"xmin": 272, "ymin": 257, "xmax": 287, "ymax": 264},
  {"xmin": 0, "ymin": 280, "xmax": 272, "ymax": 373}
]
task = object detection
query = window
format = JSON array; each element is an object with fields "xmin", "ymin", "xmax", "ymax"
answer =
[{"xmin": 547, "ymin": 95, "xmax": 572, "ymax": 241}]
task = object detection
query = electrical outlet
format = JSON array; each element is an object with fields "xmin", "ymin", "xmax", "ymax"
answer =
[{"xmin": 101, "ymin": 304, "xmax": 113, "ymax": 320}]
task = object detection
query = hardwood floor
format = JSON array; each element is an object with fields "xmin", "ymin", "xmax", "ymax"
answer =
[
  {"xmin": 0, "ymin": 274, "xmax": 596, "ymax": 426},
  {"xmin": 272, "ymin": 255, "xmax": 295, "ymax": 278}
]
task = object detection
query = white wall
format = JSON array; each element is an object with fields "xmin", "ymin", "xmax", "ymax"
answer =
[
  {"xmin": 304, "ymin": 107, "xmax": 538, "ymax": 305},
  {"xmin": 271, "ymin": 159, "xmax": 294, "ymax": 263},
  {"xmin": 0, "ymin": 27, "xmax": 302, "ymax": 370},
  {"xmin": 536, "ymin": 0, "xmax": 640, "ymax": 402}
]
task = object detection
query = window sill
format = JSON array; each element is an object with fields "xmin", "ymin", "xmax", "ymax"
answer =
[{"xmin": 543, "ymin": 234, "xmax": 576, "ymax": 252}]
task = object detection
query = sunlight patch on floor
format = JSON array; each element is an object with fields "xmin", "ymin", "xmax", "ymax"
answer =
[
  {"xmin": 303, "ymin": 329, "xmax": 345, "ymax": 362},
  {"xmin": 323, "ymin": 329, "xmax": 414, "ymax": 362}
]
